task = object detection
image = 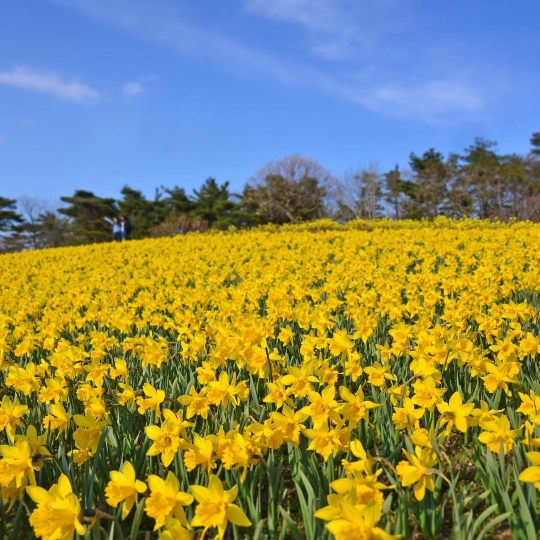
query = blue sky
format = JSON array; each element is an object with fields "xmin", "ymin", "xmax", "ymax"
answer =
[{"xmin": 1, "ymin": 0, "xmax": 539, "ymax": 204}]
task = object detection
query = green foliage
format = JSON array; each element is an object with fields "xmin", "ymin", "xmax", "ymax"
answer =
[
  {"xmin": 0, "ymin": 196, "xmax": 23, "ymax": 233},
  {"xmin": 118, "ymin": 185, "xmax": 165, "ymax": 239},
  {"xmin": 243, "ymin": 174, "xmax": 327, "ymax": 224},
  {"xmin": 35, "ymin": 211, "xmax": 72, "ymax": 248},
  {"xmin": 530, "ymin": 132, "xmax": 540, "ymax": 156},
  {"xmin": 161, "ymin": 185, "xmax": 195, "ymax": 217},
  {"xmin": 2, "ymin": 131, "xmax": 540, "ymax": 251},
  {"xmin": 59, "ymin": 190, "xmax": 118, "ymax": 244},
  {"xmin": 379, "ymin": 132, "xmax": 540, "ymax": 221},
  {"xmin": 191, "ymin": 177, "xmax": 241, "ymax": 229},
  {"xmin": 408, "ymin": 148, "xmax": 450, "ymax": 218}
]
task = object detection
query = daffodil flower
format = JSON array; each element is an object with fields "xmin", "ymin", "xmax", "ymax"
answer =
[
  {"xmin": 105, "ymin": 461, "xmax": 146, "ymax": 520},
  {"xmin": 190, "ymin": 475, "xmax": 251, "ymax": 539}
]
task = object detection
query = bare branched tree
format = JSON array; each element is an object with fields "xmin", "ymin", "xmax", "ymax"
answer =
[
  {"xmin": 17, "ymin": 196, "xmax": 54, "ymax": 249},
  {"xmin": 245, "ymin": 155, "xmax": 338, "ymax": 223},
  {"xmin": 338, "ymin": 163, "xmax": 383, "ymax": 220}
]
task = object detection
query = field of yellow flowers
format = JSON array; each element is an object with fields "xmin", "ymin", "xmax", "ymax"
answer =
[{"xmin": 1, "ymin": 218, "xmax": 540, "ymax": 540}]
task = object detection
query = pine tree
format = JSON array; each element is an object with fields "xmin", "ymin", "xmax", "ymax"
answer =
[
  {"xmin": 118, "ymin": 186, "xmax": 164, "ymax": 238},
  {"xmin": 192, "ymin": 178, "xmax": 239, "ymax": 228},
  {"xmin": 0, "ymin": 196, "xmax": 23, "ymax": 232},
  {"xmin": 531, "ymin": 133, "xmax": 540, "ymax": 156},
  {"xmin": 59, "ymin": 190, "xmax": 118, "ymax": 243}
]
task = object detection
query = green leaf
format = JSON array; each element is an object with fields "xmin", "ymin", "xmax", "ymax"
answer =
[
  {"xmin": 278, "ymin": 506, "xmax": 303, "ymax": 540},
  {"xmin": 10, "ymin": 501, "xmax": 25, "ymax": 540},
  {"xmin": 470, "ymin": 503, "xmax": 498, "ymax": 536},
  {"xmin": 253, "ymin": 518, "xmax": 266, "ymax": 540},
  {"xmin": 477, "ymin": 512, "xmax": 511, "ymax": 540},
  {"xmin": 130, "ymin": 497, "xmax": 146, "ymax": 540}
]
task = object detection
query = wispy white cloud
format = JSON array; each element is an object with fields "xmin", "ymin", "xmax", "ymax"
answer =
[
  {"xmin": 244, "ymin": 0, "xmax": 491, "ymax": 120},
  {"xmin": 51, "ymin": 0, "xmax": 491, "ymax": 120},
  {"xmin": 244, "ymin": 0, "xmax": 398, "ymax": 60},
  {"xmin": 305, "ymin": 75, "xmax": 486, "ymax": 124},
  {"xmin": 122, "ymin": 81, "xmax": 144, "ymax": 96},
  {"xmin": 366, "ymin": 80, "xmax": 485, "ymax": 117},
  {"xmin": 245, "ymin": 0, "xmax": 343, "ymax": 32},
  {"xmin": 121, "ymin": 75, "xmax": 157, "ymax": 97},
  {"xmin": 56, "ymin": 0, "xmax": 291, "ymax": 82},
  {"xmin": 0, "ymin": 66, "xmax": 101, "ymax": 103},
  {"xmin": 51, "ymin": 0, "xmax": 299, "ymax": 84}
]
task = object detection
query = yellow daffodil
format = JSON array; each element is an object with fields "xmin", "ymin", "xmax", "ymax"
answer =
[
  {"xmin": 436, "ymin": 391, "xmax": 475, "ymax": 433},
  {"xmin": 0, "ymin": 396, "xmax": 28, "ymax": 440},
  {"xmin": 27, "ymin": 474, "xmax": 85, "ymax": 539},
  {"xmin": 364, "ymin": 362, "xmax": 396, "ymax": 389},
  {"xmin": 478, "ymin": 415, "xmax": 521, "ymax": 454},
  {"xmin": 396, "ymin": 446, "xmax": 438, "ymax": 500},
  {"xmin": 326, "ymin": 500, "xmax": 400, "ymax": 540},
  {"xmin": 0, "ymin": 439, "xmax": 37, "ymax": 488},
  {"xmin": 519, "ymin": 451, "xmax": 540, "ymax": 489},
  {"xmin": 105, "ymin": 461, "xmax": 147, "ymax": 519},
  {"xmin": 145, "ymin": 420, "xmax": 187, "ymax": 467},
  {"xmin": 190, "ymin": 475, "xmax": 251, "ymax": 539},
  {"xmin": 136, "ymin": 383, "xmax": 166, "ymax": 416},
  {"xmin": 146, "ymin": 471, "xmax": 193, "ymax": 530},
  {"xmin": 392, "ymin": 397, "xmax": 425, "ymax": 430},
  {"xmin": 178, "ymin": 386, "xmax": 211, "ymax": 419}
]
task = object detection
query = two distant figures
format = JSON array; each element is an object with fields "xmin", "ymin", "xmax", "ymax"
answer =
[{"xmin": 103, "ymin": 215, "xmax": 132, "ymax": 242}]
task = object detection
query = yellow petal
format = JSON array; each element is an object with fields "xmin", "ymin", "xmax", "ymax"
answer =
[
  {"xmin": 189, "ymin": 485, "xmax": 210, "ymax": 503},
  {"xmin": 454, "ymin": 415, "xmax": 468, "ymax": 433},
  {"xmin": 414, "ymin": 477, "xmax": 426, "ymax": 500},
  {"xmin": 519, "ymin": 466, "xmax": 540, "ymax": 483},
  {"xmin": 226, "ymin": 504, "xmax": 251, "ymax": 527},
  {"xmin": 147, "ymin": 475, "xmax": 165, "ymax": 493},
  {"xmin": 26, "ymin": 486, "xmax": 49, "ymax": 504},
  {"xmin": 145, "ymin": 426, "xmax": 162, "ymax": 440},
  {"xmin": 526, "ymin": 452, "xmax": 540, "ymax": 466}
]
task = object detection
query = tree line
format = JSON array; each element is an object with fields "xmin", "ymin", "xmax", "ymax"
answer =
[{"xmin": 1, "ymin": 132, "xmax": 539, "ymax": 251}]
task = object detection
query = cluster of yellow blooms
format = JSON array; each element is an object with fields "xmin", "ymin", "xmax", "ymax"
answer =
[{"xmin": 1, "ymin": 219, "xmax": 540, "ymax": 539}]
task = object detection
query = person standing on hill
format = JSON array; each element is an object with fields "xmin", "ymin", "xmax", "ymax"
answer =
[
  {"xmin": 103, "ymin": 216, "xmax": 122, "ymax": 242},
  {"xmin": 120, "ymin": 215, "xmax": 132, "ymax": 240}
]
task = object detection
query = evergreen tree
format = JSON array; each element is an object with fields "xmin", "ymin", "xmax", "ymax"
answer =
[
  {"xmin": 161, "ymin": 186, "xmax": 195, "ymax": 217},
  {"xmin": 118, "ymin": 186, "xmax": 164, "ymax": 238},
  {"xmin": 0, "ymin": 196, "xmax": 23, "ymax": 232},
  {"xmin": 409, "ymin": 148, "xmax": 449, "ymax": 217},
  {"xmin": 237, "ymin": 185, "xmax": 272, "ymax": 227},
  {"xmin": 59, "ymin": 190, "xmax": 118, "ymax": 243},
  {"xmin": 383, "ymin": 166, "xmax": 416, "ymax": 219},
  {"xmin": 459, "ymin": 138, "xmax": 502, "ymax": 219},
  {"xmin": 445, "ymin": 153, "xmax": 475, "ymax": 217},
  {"xmin": 531, "ymin": 132, "xmax": 540, "ymax": 156},
  {"xmin": 192, "ymin": 178, "xmax": 239, "ymax": 228}
]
